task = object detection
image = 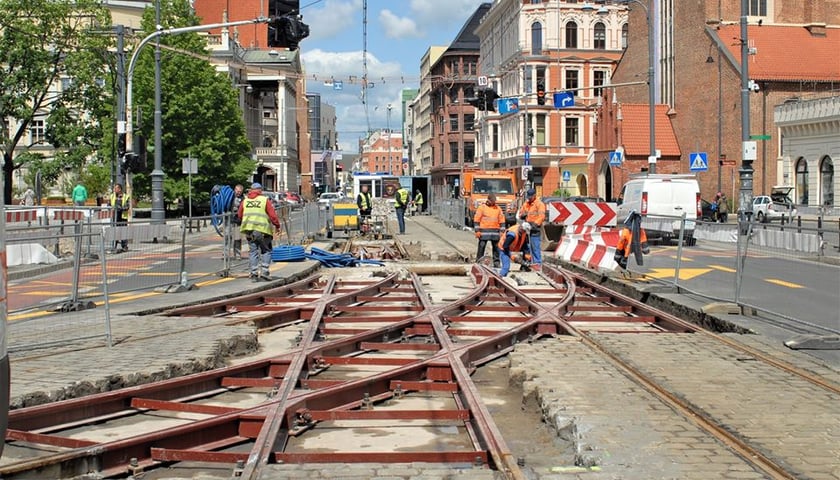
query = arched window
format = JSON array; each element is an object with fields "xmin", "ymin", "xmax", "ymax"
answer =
[
  {"xmin": 795, "ymin": 157, "xmax": 808, "ymax": 205},
  {"xmin": 820, "ymin": 156, "xmax": 834, "ymax": 207},
  {"xmin": 594, "ymin": 22, "xmax": 606, "ymax": 49},
  {"xmin": 621, "ymin": 24, "xmax": 629, "ymax": 49},
  {"xmin": 565, "ymin": 21, "xmax": 578, "ymax": 49},
  {"xmin": 531, "ymin": 22, "xmax": 543, "ymax": 54}
]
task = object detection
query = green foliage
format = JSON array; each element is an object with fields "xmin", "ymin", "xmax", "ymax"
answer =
[
  {"xmin": 0, "ymin": 0, "xmax": 114, "ymax": 203},
  {"xmin": 129, "ymin": 0, "xmax": 255, "ymax": 204},
  {"xmin": 553, "ymin": 188, "xmax": 571, "ymax": 198}
]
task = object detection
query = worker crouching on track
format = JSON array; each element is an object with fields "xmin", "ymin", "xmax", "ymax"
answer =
[
  {"xmin": 474, "ymin": 193, "xmax": 505, "ymax": 268},
  {"xmin": 614, "ymin": 210, "xmax": 650, "ymax": 270},
  {"xmin": 518, "ymin": 188, "xmax": 546, "ymax": 271},
  {"xmin": 497, "ymin": 221, "xmax": 532, "ymax": 277},
  {"xmin": 238, "ymin": 182, "xmax": 282, "ymax": 282}
]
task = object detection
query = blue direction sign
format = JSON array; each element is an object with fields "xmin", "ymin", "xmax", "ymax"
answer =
[
  {"xmin": 608, "ymin": 150, "xmax": 623, "ymax": 166},
  {"xmin": 553, "ymin": 91, "xmax": 575, "ymax": 108},
  {"xmin": 562, "ymin": 170, "xmax": 571, "ymax": 182},
  {"xmin": 689, "ymin": 152, "xmax": 709, "ymax": 172},
  {"xmin": 498, "ymin": 97, "xmax": 519, "ymax": 115},
  {"xmin": 524, "ymin": 149, "xmax": 531, "ymax": 166}
]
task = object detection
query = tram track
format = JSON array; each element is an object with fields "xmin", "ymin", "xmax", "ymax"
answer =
[{"xmin": 1, "ymin": 254, "xmax": 836, "ymax": 478}]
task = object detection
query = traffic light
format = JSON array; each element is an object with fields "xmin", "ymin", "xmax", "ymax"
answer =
[
  {"xmin": 465, "ymin": 88, "xmax": 484, "ymax": 110},
  {"xmin": 483, "ymin": 89, "xmax": 499, "ymax": 112},
  {"xmin": 536, "ymin": 82, "xmax": 546, "ymax": 106},
  {"xmin": 267, "ymin": 1, "xmax": 310, "ymax": 49},
  {"xmin": 117, "ymin": 133, "xmax": 126, "ymax": 157}
]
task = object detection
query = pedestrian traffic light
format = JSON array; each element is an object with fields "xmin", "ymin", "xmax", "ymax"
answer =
[{"xmin": 536, "ymin": 82, "xmax": 546, "ymax": 106}]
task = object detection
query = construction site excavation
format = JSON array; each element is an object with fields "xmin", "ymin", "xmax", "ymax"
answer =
[{"xmin": 1, "ymin": 215, "xmax": 837, "ymax": 480}]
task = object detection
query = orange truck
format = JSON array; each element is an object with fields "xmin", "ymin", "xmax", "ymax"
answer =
[{"xmin": 461, "ymin": 168, "xmax": 520, "ymax": 227}]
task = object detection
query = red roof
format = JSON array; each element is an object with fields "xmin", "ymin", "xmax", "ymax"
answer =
[
  {"xmin": 718, "ymin": 24, "xmax": 840, "ymax": 82},
  {"xmin": 618, "ymin": 104, "xmax": 680, "ymax": 158}
]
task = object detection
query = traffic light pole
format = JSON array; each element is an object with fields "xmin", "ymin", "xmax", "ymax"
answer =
[{"xmin": 125, "ymin": 16, "xmax": 269, "ymax": 223}]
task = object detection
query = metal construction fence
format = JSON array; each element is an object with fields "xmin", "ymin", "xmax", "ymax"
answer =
[{"xmin": 5, "ymin": 201, "xmax": 329, "ymax": 353}]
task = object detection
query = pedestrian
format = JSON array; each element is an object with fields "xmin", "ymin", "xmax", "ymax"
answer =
[
  {"xmin": 238, "ymin": 182, "xmax": 281, "ymax": 282},
  {"xmin": 109, "ymin": 183, "xmax": 132, "ymax": 252},
  {"xmin": 230, "ymin": 184, "xmax": 245, "ymax": 259},
  {"xmin": 21, "ymin": 188, "xmax": 35, "ymax": 206},
  {"xmin": 614, "ymin": 210, "xmax": 650, "ymax": 270},
  {"xmin": 71, "ymin": 182, "xmax": 88, "ymax": 207},
  {"xmin": 357, "ymin": 184, "xmax": 372, "ymax": 219},
  {"xmin": 498, "ymin": 221, "xmax": 532, "ymax": 277},
  {"xmin": 394, "ymin": 185, "xmax": 410, "ymax": 234},
  {"xmin": 716, "ymin": 192, "xmax": 729, "ymax": 223},
  {"xmin": 474, "ymin": 193, "xmax": 505, "ymax": 268},
  {"xmin": 412, "ymin": 189, "xmax": 424, "ymax": 216},
  {"xmin": 517, "ymin": 188, "xmax": 546, "ymax": 271}
]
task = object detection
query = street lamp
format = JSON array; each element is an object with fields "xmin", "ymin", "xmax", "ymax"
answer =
[{"xmin": 601, "ymin": 0, "xmax": 656, "ymax": 173}]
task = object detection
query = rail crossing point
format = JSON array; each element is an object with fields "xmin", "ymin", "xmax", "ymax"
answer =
[
  {"xmin": 553, "ymin": 91, "xmax": 575, "ymax": 108},
  {"xmin": 608, "ymin": 150, "xmax": 623, "ymax": 166},
  {"xmin": 689, "ymin": 152, "xmax": 709, "ymax": 172}
]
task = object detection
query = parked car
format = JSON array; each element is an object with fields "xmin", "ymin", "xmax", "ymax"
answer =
[
  {"xmin": 752, "ymin": 186, "xmax": 796, "ymax": 223},
  {"xmin": 317, "ymin": 192, "xmax": 343, "ymax": 208}
]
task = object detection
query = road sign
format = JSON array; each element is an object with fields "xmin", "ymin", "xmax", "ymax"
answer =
[
  {"xmin": 477, "ymin": 75, "xmax": 488, "ymax": 86},
  {"xmin": 721, "ymin": 160, "xmax": 737, "ymax": 166},
  {"xmin": 182, "ymin": 156, "xmax": 198, "ymax": 175},
  {"xmin": 498, "ymin": 97, "xmax": 519, "ymax": 115},
  {"xmin": 521, "ymin": 165, "xmax": 533, "ymax": 180},
  {"xmin": 553, "ymin": 91, "xmax": 575, "ymax": 108},
  {"xmin": 608, "ymin": 150, "xmax": 623, "ymax": 166},
  {"xmin": 333, "ymin": 81, "xmax": 343, "ymax": 91},
  {"xmin": 750, "ymin": 134, "xmax": 771, "ymax": 140},
  {"xmin": 562, "ymin": 170, "xmax": 571, "ymax": 182},
  {"xmin": 524, "ymin": 149, "xmax": 531, "ymax": 166},
  {"xmin": 689, "ymin": 152, "xmax": 708, "ymax": 172}
]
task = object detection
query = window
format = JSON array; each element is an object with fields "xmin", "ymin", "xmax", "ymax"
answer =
[
  {"xmin": 450, "ymin": 114, "xmax": 459, "ymax": 131},
  {"xmin": 565, "ymin": 21, "xmax": 578, "ymax": 48},
  {"xmin": 565, "ymin": 117, "xmax": 579, "ymax": 146},
  {"xmin": 593, "ymin": 70, "xmax": 607, "ymax": 97},
  {"xmin": 622, "ymin": 24, "xmax": 629, "ymax": 49},
  {"xmin": 492, "ymin": 124, "xmax": 499, "ymax": 152},
  {"xmin": 439, "ymin": 116, "xmax": 445, "ymax": 133},
  {"xmin": 565, "ymin": 69, "xmax": 579, "ymax": 91},
  {"xmin": 748, "ymin": 0, "xmax": 767, "ymax": 16},
  {"xmin": 594, "ymin": 22, "xmax": 606, "ymax": 50},
  {"xmin": 29, "ymin": 119, "xmax": 45, "ymax": 144},
  {"xmin": 795, "ymin": 157, "xmax": 808, "ymax": 205},
  {"xmin": 820, "ymin": 156, "xmax": 834, "ymax": 207},
  {"xmin": 450, "ymin": 142, "xmax": 459, "ymax": 163},
  {"xmin": 524, "ymin": 65, "xmax": 533, "ymax": 94},
  {"xmin": 464, "ymin": 142, "xmax": 475, "ymax": 162},
  {"xmin": 531, "ymin": 22, "xmax": 543, "ymax": 54},
  {"xmin": 536, "ymin": 114, "xmax": 546, "ymax": 146},
  {"xmin": 464, "ymin": 114, "xmax": 475, "ymax": 131}
]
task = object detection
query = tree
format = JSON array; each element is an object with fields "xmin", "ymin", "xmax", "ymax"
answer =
[
  {"xmin": 129, "ymin": 0, "xmax": 254, "ymax": 207},
  {"xmin": 0, "ymin": 0, "xmax": 114, "ymax": 204}
]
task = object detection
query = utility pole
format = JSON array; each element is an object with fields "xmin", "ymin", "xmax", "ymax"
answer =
[
  {"xmin": 115, "ymin": 25, "xmax": 126, "ymax": 189},
  {"xmin": 152, "ymin": 0, "xmax": 163, "ymax": 222},
  {"xmin": 738, "ymin": 0, "xmax": 754, "ymax": 225}
]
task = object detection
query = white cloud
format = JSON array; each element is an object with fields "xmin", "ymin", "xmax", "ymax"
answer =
[
  {"xmin": 408, "ymin": 0, "xmax": 487, "ymax": 28},
  {"xmin": 303, "ymin": 0, "xmax": 363, "ymax": 42},
  {"xmin": 379, "ymin": 9, "xmax": 421, "ymax": 39}
]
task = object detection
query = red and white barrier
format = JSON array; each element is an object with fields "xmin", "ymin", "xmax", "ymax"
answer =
[
  {"xmin": 5, "ymin": 210, "xmax": 38, "ymax": 223},
  {"xmin": 52, "ymin": 209, "xmax": 85, "ymax": 222},
  {"xmin": 554, "ymin": 236, "xmax": 619, "ymax": 272},
  {"xmin": 547, "ymin": 201, "xmax": 617, "ymax": 226},
  {"xmin": 97, "ymin": 208, "xmax": 112, "ymax": 220}
]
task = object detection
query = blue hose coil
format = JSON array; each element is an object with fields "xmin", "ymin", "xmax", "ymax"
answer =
[
  {"xmin": 210, "ymin": 185, "xmax": 235, "ymax": 237},
  {"xmin": 272, "ymin": 245, "xmax": 306, "ymax": 262},
  {"xmin": 303, "ymin": 247, "xmax": 384, "ymax": 267}
]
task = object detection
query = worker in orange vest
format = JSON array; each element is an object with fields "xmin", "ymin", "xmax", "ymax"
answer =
[
  {"xmin": 517, "ymin": 188, "xmax": 546, "ymax": 270},
  {"xmin": 497, "ymin": 221, "xmax": 532, "ymax": 277},
  {"xmin": 614, "ymin": 210, "xmax": 650, "ymax": 270},
  {"xmin": 474, "ymin": 193, "xmax": 506, "ymax": 267}
]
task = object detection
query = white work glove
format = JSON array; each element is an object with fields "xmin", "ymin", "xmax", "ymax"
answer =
[{"xmin": 521, "ymin": 221, "xmax": 531, "ymax": 232}]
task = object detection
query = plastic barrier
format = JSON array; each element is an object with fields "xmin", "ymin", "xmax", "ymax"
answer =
[
  {"xmin": 547, "ymin": 201, "xmax": 617, "ymax": 226},
  {"xmin": 5, "ymin": 210, "xmax": 38, "ymax": 223},
  {"xmin": 52, "ymin": 209, "xmax": 85, "ymax": 222},
  {"xmin": 554, "ymin": 236, "xmax": 619, "ymax": 272}
]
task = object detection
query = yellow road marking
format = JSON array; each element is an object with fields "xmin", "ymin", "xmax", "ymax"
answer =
[
  {"xmin": 710, "ymin": 264, "xmax": 736, "ymax": 273},
  {"xmin": 644, "ymin": 268, "xmax": 712, "ymax": 280},
  {"xmin": 766, "ymin": 278, "xmax": 804, "ymax": 289}
]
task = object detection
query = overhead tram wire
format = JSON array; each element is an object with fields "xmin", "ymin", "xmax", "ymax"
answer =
[{"xmin": 361, "ymin": 0, "xmax": 371, "ymax": 135}]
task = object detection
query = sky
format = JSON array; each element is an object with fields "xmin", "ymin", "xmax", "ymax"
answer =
[{"xmin": 297, "ymin": 0, "xmax": 490, "ymax": 151}]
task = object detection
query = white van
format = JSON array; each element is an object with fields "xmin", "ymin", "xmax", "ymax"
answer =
[{"xmin": 617, "ymin": 174, "xmax": 701, "ymax": 243}]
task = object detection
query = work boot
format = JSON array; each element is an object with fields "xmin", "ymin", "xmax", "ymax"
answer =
[{"xmin": 259, "ymin": 270, "xmax": 272, "ymax": 281}]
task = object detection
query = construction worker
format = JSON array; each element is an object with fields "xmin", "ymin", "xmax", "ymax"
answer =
[
  {"xmin": 238, "ymin": 182, "xmax": 282, "ymax": 282},
  {"xmin": 517, "ymin": 188, "xmax": 546, "ymax": 270},
  {"xmin": 497, "ymin": 221, "xmax": 532, "ymax": 277},
  {"xmin": 411, "ymin": 189, "xmax": 424, "ymax": 215},
  {"xmin": 394, "ymin": 185, "xmax": 410, "ymax": 234},
  {"xmin": 614, "ymin": 210, "xmax": 650, "ymax": 270},
  {"xmin": 357, "ymin": 184, "xmax": 372, "ymax": 219},
  {"xmin": 474, "ymin": 193, "xmax": 505, "ymax": 268}
]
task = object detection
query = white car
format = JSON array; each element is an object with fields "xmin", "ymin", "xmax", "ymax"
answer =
[
  {"xmin": 752, "ymin": 186, "xmax": 796, "ymax": 223},
  {"xmin": 317, "ymin": 192, "xmax": 343, "ymax": 207}
]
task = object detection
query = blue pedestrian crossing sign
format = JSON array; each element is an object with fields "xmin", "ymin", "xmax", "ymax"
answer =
[
  {"xmin": 608, "ymin": 150, "xmax": 623, "ymax": 166},
  {"xmin": 562, "ymin": 170, "xmax": 571, "ymax": 182},
  {"xmin": 689, "ymin": 152, "xmax": 709, "ymax": 172}
]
